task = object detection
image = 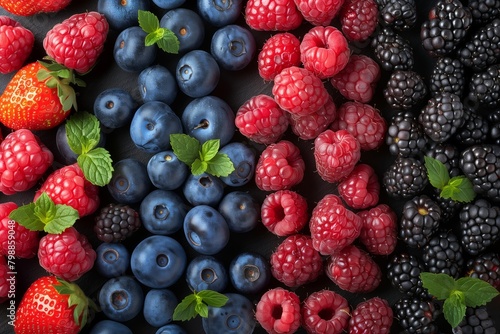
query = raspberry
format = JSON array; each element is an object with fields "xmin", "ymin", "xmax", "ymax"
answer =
[
  {"xmin": 255, "ymin": 287, "xmax": 301, "ymax": 334},
  {"xmin": 0, "ymin": 129, "xmax": 53, "ymax": 195},
  {"xmin": 309, "ymin": 194, "xmax": 362, "ymax": 255},
  {"xmin": 348, "ymin": 297, "xmax": 393, "ymax": 334},
  {"xmin": 270, "ymin": 234, "xmax": 323, "ymax": 287},
  {"xmin": 314, "ymin": 129, "xmax": 361, "ymax": 183},
  {"xmin": 326, "ymin": 244, "xmax": 382, "ymax": 293},
  {"xmin": 272, "ymin": 66, "xmax": 329, "ymax": 116},
  {"xmin": 245, "ymin": 0, "xmax": 303, "ymax": 31},
  {"xmin": 339, "ymin": 0, "xmax": 379, "ymax": 41},
  {"xmin": 300, "ymin": 26, "xmax": 350, "ymax": 79},
  {"xmin": 0, "ymin": 16, "xmax": 34, "ymax": 74},
  {"xmin": 301, "ymin": 290, "xmax": 350, "ymax": 334},
  {"xmin": 235, "ymin": 94, "xmax": 289, "ymax": 145},
  {"xmin": 330, "ymin": 54, "xmax": 381, "ymax": 103},
  {"xmin": 288, "ymin": 96, "xmax": 337, "ymax": 140},
  {"xmin": 258, "ymin": 33, "xmax": 301, "ymax": 81},
  {"xmin": 0, "ymin": 256, "xmax": 8, "ymax": 303},
  {"xmin": 358, "ymin": 204, "xmax": 398, "ymax": 255},
  {"xmin": 255, "ymin": 140, "xmax": 305, "ymax": 191},
  {"xmin": 294, "ymin": 0, "xmax": 345, "ymax": 26},
  {"xmin": 0, "ymin": 202, "xmax": 39, "ymax": 259},
  {"xmin": 330, "ymin": 101, "xmax": 386, "ymax": 151},
  {"xmin": 261, "ymin": 190, "xmax": 308, "ymax": 236},
  {"xmin": 338, "ymin": 163, "xmax": 380, "ymax": 209},
  {"xmin": 38, "ymin": 227, "xmax": 96, "ymax": 281}
]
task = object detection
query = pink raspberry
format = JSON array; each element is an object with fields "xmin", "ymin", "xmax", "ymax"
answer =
[
  {"xmin": 255, "ymin": 140, "xmax": 305, "ymax": 191},
  {"xmin": 338, "ymin": 164, "xmax": 380, "ymax": 209},
  {"xmin": 326, "ymin": 244, "xmax": 382, "ymax": 293},
  {"xmin": 309, "ymin": 194, "xmax": 362, "ymax": 255},
  {"xmin": 302, "ymin": 289, "xmax": 350, "ymax": 334},
  {"xmin": 235, "ymin": 94, "xmax": 289, "ymax": 145},
  {"xmin": 314, "ymin": 129, "xmax": 361, "ymax": 183},
  {"xmin": 348, "ymin": 297, "xmax": 393, "ymax": 334},
  {"xmin": 330, "ymin": 54, "xmax": 381, "ymax": 103},
  {"xmin": 300, "ymin": 26, "xmax": 350, "ymax": 79},
  {"xmin": 255, "ymin": 287, "xmax": 301, "ymax": 334},
  {"xmin": 270, "ymin": 234, "xmax": 323, "ymax": 287},
  {"xmin": 288, "ymin": 96, "xmax": 337, "ymax": 140},
  {"xmin": 330, "ymin": 101, "xmax": 387, "ymax": 151},
  {"xmin": 294, "ymin": 0, "xmax": 345, "ymax": 26},
  {"xmin": 261, "ymin": 190, "xmax": 308, "ymax": 236},
  {"xmin": 258, "ymin": 32, "xmax": 301, "ymax": 81},
  {"xmin": 339, "ymin": 0, "xmax": 378, "ymax": 41},
  {"xmin": 358, "ymin": 204, "xmax": 398, "ymax": 256},
  {"xmin": 245, "ymin": 0, "xmax": 303, "ymax": 31},
  {"xmin": 272, "ymin": 66, "xmax": 329, "ymax": 116},
  {"xmin": 0, "ymin": 256, "xmax": 9, "ymax": 303},
  {"xmin": 0, "ymin": 202, "xmax": 39, "ymax": 259}
]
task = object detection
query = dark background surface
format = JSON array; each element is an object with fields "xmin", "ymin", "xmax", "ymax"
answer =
[{"xmin": 0, "ymin": 0, "xmax": 499, "ymax": 333}]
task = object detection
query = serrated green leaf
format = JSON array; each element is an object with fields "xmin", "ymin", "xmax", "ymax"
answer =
[
  {"xmin": 34, "ymin": 192, "xmax": 56, "ymax": 223},
  {"xmin": 195, "ymin": 302, "xmax": 209, "ymax": 318},
  {"xmin": 138, "ymin": 10, "xmax": 159, "ymax": 34},
  {"xmin": 191, "ymin": 159, "xmax": 207, "ymax": 175},
  {"xmin": 170, "ymin": 134, "xmax": 201, "ymax": 166},
  {"xmin": 197, "ymin": 290, "xmax": 229, "ymax": 308},
  {"xmin": 444, "ymin": 291, "xmax": 466, "ymax": 328},
  {"xmin": 206, "ymin": 153, "xmax": 235, "ymax": 177},
  {"xmin": 9, "ymin": 202, "xmax": 44, "ymax": 232},
  {"xmin": 145, "ymin": 32, "xmax": 160, "ymax": 47},
  {"xmin": 44, "ymin": 204, "xmax": 79, "ymax": 234},
  {"xmin": 201, "ymin": 139, "xmax": 220, "ymax": 162},
  {"xmin": 65, "ymin": 112, "xmax": 101, "ymax": 155},
  {"xmin": 443, "ymin": 176, "xmax": 476, "ymax": 203},
  {"xmin": 77, "ymin": 148, "xmax": 114, "ymax": 187},
  {"xmin": 420, "ymin": 272, "xmax": 456, "ymax": 300},
  {"xmin": 456, "ymin": 277, "xmax": 500, "ymax": 307},
  {"xmin": 156, "ymin": 29, "xmax": 179, "ymax": 54},
  {"xmin": 173, "ymin": 294, "xmax": 198, "ymax": 321},
  {"xmin": 424, "ymin": 156, "xmax": 450, "ymax": 190}
]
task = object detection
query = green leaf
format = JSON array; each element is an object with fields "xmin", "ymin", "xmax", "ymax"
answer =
[
  {"xmin": 456, "ymin": 277, "xmax": 500, "ymax": 307},
  {"xmin": 65, "ymin": 111, "xmax": 101, "ymax": 155},
  {"xmin": 34, "ymin": 192, "xmax": 56, "ymax": 223},
  {"xmin": 195, "ymin": 302, "xmax": 209, "ymax": 318},
  {"xmin": 201, "ymin": 139, "xmax": 220, "ymax": 162},
  {"xmin": 173, "ymin": 294, "xmax": 197, "ymax": 321},
  {"xmin": 420, "ymin": 272, "xmax": 456, "ymax": 300},
  {"xmin": 138, "ymin": 10, "xmax": 159, "ymax": 33},
  {"xmin": 206, "ymin": 153, "xmax": 235, "ymax": 177},
  {"xmin": 197, "ymin": 290, "xmax": 229, "ymax": 308},
  {"xmin": 191, "ymin": 159, "xmax": 207, "ymax": 175},
  {"xmin": 156, "ymin": 30, "xmax": 180, "ymax": 54},
  {"xmin": 440, "ymin": 176, "xmax": 476, "ymax": 203},
  {"xmin": 444, "ymin": 291, "xmax": 467, "ymax": 328},
  {"xmin": 9, "ymin": 202, "xmax": 43, "ymax": 231},
  {"xmin": 424, "ymin": 156, "xmax": 450, "ymax": 190},
  {"xmin": 170, "ymin": 134, "xmax": 201, "ymax": 166},
  {"xmin": 138, "ymin": 10, "xmax": 180, "ymax": 54},
  {"xmin": 77, "ymin": 148, "xmax": 114, "ymax": 187},
  {"xmin": 44, "ymin": 204, "xmax": 80, "ymax": 234}
]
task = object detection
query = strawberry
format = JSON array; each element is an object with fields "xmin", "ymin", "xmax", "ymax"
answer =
[
  {"xmin": 0, "ymin": 0, "xmax": 72, "ymax": 16},
  {"xmin": 0, "ymin": 16, "xmax": 34, "ymax": 74},
  {"xmin": 14, "ymin": 275, "xmax": 97, "ymax": 334}
]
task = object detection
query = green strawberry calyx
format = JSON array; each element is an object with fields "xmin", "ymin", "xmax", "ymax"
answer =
[
  {"xmin": 173, "ymin": 289, "xmax": 229, "ymax": 321},
  {"xmin": 138, "ymin": 10, "xmax": 180, "ymax": 54}
]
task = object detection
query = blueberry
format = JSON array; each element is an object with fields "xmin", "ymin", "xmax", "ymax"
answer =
[
  {"xmin": 183, "ymin": 172, "xmax": 225, "ymax": 207},
  {"xmin": 219, "ymin": 142, "xmax": 256, "ymax": 186},
  {"xmin": 183, "ymin": 205, "xmax": 230, "ymax": 255},
  {"xmin": 107, "ymin": 158, "xmax": 152, "ymax": 204},
  {"xmin": 95, "ymin": 243, "xmax": 130, "ymax": 278},
  {"xmin": 218, "ymin": 191, "xmax": 260, "ymax": 233},
  {"xmin": 114, "ymin": 26, "xmax": 157, "ymax": 72},
  {"xmin": 147, "ymin": 150, "xmax": 189, "ymax": 190},
  {"xmin": 152, "ymin": 0, "xmax": 186, "ymax": 10},
  {"xmin": 138, "ymin": 65, "xmax": 178, "ymax": 105},
  {"xmin": 197, "ymin": 0, "xmax": 243, "ymax": 27},
  {"xmin": 143, "ymin": 289, "xmax": 178, "ymax": 327},
  {"xmin": 98, "ymin": 276, "xmax": 144, "ymax": 322},
  {"xmin": 176, "ymin": 50, "xmax": 220, "ymax": 98},
  {"xmin": 129, "ymin": 101, "xmax": 183, "ymax": 153},
  {"xmin": 155, "ymin": 324, "xmax": 187, "ymax": 334},
  {"xmin": 89, "ymin": 320, "xmax": 133, "ymax": 334},
  {"xmin": 94, "ymin": 88, "xmax": 137, "ymax": 129},
  {"xmin": 55, "ymin": 124, "xmax": 106, "ymax": 165},
  {"xmin": 139, "ymin": 189, "xmax": 188, "ymax": 235},
  {"xmin": 210, "ymin": 25, "xmax": 256, "ymax": 71},
  {"xmin": 202, "ymin": 293, "xmax": 256, "ymax": 334},
  {"xmin": 131, "ymin": 235, "xmax": 187, "ymax": 288},
  {"xmin": 160, "ymin": 8, "xmax": 204, "ymax": 54},
  {"xmin": 98, "ymin": 0, "xmax": 150, "ymax": 31},
  {"xmin": 186, "ymin": 255, "xmax": 228, "ymax": 292},
  {"xmin": 229, "ymin": 252, "xmax": 270, "ymax": 294}
]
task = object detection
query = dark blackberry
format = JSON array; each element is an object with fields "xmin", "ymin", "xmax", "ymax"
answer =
[
  {"xmin": 377, "ymin": 0, "xmax": 417, "ymax": 30},
  {"xmin": 468, "ymin": 64, "xmax": 500, "ymax": 108},
  {"xmin": 453, "ymin": 306, "xmax": 498, "ymax": 334},
  {"xmin": 371, "ymin": 27, "xmax": 414, "ymax": 71},
  {"xmin": 386, "ymin": 111, "xmax": 428, "ymax": 157},
  {"xmin": 400, "ymin": 195, "xmax": 442, "ymax": 248},
  {"xmin": 458, "ymin": 198, "xmax": 500, "ymax": 255},
  {"xmin": 387, "ymin": 253, "xmax": 429, "ymax": 298},
  {"xmin": 383, "ymin": 70, "xmax": 428, "ymax": 110},
  {"xmin": 466, "ymin": 252, "xmax": 500, "ymax": 289},
  {"xmin": 468, "ymin": 0, "xmax": 500, "ymax": 25},
  {"xmin": 383, "ymin": 156, "xmax": 428, "ymax": 199},
  {"xmin": 394, "ymin": 297, "xmax": 441, "ymax": 334},
  {"xmin": 429, "ymin": 57, "xmax": 465, "ymax": 97},
  {"xmin": 94, "ymin": 203, "xmax": 141, "ymax": 243},
  {"xmin": 418, "ymin": 92, "xmax": 465, "ymax": 143},
  {"xmin": 433, "ymin": 195, "xmax": 463, "ymax": 226},
  {"xmin": 457, "ymin": 18, "xmax": 500, "ymax": 71},
  {"xmin": 421, "ymin": 0, "xmax": 473, "ymax": 57},
  {"xmin": 488, "ymin": 109, "xmax": 500, "ymax": 144},
  {"xmin": 422, "ymin": 230, "xmax": 464, "ymax": 279},
  {"xmin": 453, "ymin": 107, "xmax": 490, "ymax": 146},
  {"xmin": 426, "ymin": 143, "xmax": 462, "ymax": 176}
]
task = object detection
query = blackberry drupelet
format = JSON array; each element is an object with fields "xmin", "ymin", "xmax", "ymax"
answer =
[
  {"xmin": 429, "ymin": 57, "xmax": 465, "ymax": 97},
  {"xmin": 400, "ymin": 195, "xmax": 442, "ymax": 248},
  {"xmin": 453, "ymin": 107, "xmax": 490, "ymax": 146},
  {"xmin": 466, "ymin": 252, "xmax": 500, "ymax": 289},
  {"xmin": 453, "ymin": 306, "xmax": 498, "ymax": 334},
  {"xmin": 457, "ymin": 18, "xmax": 500, "ymax": 71},
  {"xmin": 383, "ymin": 156, "xmax": 428, "ymax": 199},
  {"xmin": 488, "ymin": 109, "xmax": 500, "ymax": 144},
  {"xmin": 371, "ymin": 27, "xmax": 414, "ymax": 71},
  {"xmin": 94, "ymin": 203, "xmax": 141, "ymax": 243},
  {"xmin": 386, "ymin": 111, "xmax": 428, "ymax": 157},
  {"xmin": 394, "ymin": 297, "xmax": 441, "ymax": 334},
  {"xmin": 387, "ymin": 253, "xmax": 429, "ymax": 298},
  {"xmin": 377, "ymin": 0, "xmax": 417, "ymax": 30},
  {"xmin": 383, "ymin": 70, "xmax": 427, "ymax": 110},
  {"xmin": 468, "ymin": 64, "xmax": 500, "ymax": 108},
  {"xmin": 468, "ymin": 0, "xmax": 500, "ymax": 25},
  {"xmin": 422, "ymin": 230, "xmax": 464, "ymax": 279}
]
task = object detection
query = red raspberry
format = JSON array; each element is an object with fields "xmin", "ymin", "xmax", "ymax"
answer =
[
  {"xmin": 270, "ymin": 234, "xmax": 323, "ymax": 287},
  {"xmin": 358, "ymin": 204, "xmax": 398, "ymax": 256},
  {"xmin": 258, "ymin": 32, "xmax": 301, "ymax": 81},
  {"xmin": 0, "ymin": 202, "xmax": 39, "ymax": 259},
  {"xmin": 235, "ymin": 94, "xmax": 289, "ymax": 145},
  {"xmin": 314, "ymin": 129, "xmax": 361, "ymax": 183},
  {"xmin": 255, "ymin": 140, "xmax": 305, "ymax": 191},
  {"xmin": 330, "ymin": 101, "xmax": 386, "ymax": 151},
  {"xmin": 261, "ymin": 190, "xmax": 308, "ymax": 236},
  {"xmin": 300, "ymin": 26, "xmax": 350, "ymax": 79},
  {"xmin": 294, "ymin": 0, "xmax": 345, "ymax": 26},
  {"xmin": 0, "ymin": 129, "xmax": 54, "ymax": 195},
  {"xmin": 302, "ymin": 289, "xmax": 350, "ymax": 334},
  {"xmin": 309, "ymin": 194, "xmax": 362, "ymax": 255},
  {"xmin": 255, "ymin": 287, "xmax": 301, "ymax": 334},
  {"xmin": 272, "ymin": 66, "xmax": 329, "ymax": 116},
  {"xmin": 0, "ymin": 256, "xmax": 9, "ymax": 303},
  {"xmin": 288, "ymin": 96, "xmax": 337, "ymax": 140},
  {"xmin": 338, "ymin": 164, "xmax": 380, "ymax": 209},
  {"xmin": 348, "ymin": 297, "xmax": 393, "ymax": 334},
  {"xmin": 339, "ymin": 0, "xmax": 379, "ymax": 41},
  {"xmin": 38, "ymin": 227, "xmax": 96, "ymax": 282},
  {"xmin": 330, "ymin": 54, "xmax": 381, "ymax": 103},
  {"xmin": 0, "ymin": 16, "xmax": 34, "ymax": 74},
  {"xmin": 326, "ymin": 244, "xmax": 382, "ymax": 293},
  {"xmin": 43, "ymin": 11, "xmax": 109, "ymax": 74},
  {"xmin": 245, "ymin": 0, "xmax": 303, "ymax": 31},
  {"xmin": 34, "ymin": 163, "xmax": 100, "ymax": 218}
]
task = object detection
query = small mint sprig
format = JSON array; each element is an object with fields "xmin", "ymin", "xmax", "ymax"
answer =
[
  {"xmin": 173, "ymin": 290, "xmax": 229, "ymax": 321},
  {"xmin": 138, "ymin": 10, "xmax": 180, "ymax": 54},
  {"xmin": 421, "ymin": 272, "xmax": 499, "ymax": 328}
]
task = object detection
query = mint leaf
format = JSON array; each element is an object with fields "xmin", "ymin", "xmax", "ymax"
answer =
[
  {"xmin": 173, "ymin": 290, "xmax": 228, "ymax": 322},
  {"xmin": 195, "ymin": 302, "xmax": 209, "ymax": 318},
  {"xmin": 138, "ymin": 10, "xmax": 159, "ymax": 33},
  {"xmin": 44, "ymin": 204, "xmax": 80, "ymax": 234},
  {"xmin": 34, "ymin": 192, "xmax": 56, "ymax": 223},
  {"xmin": 191, "ymin": 159, "xmax": 207, "ymax": 175},
  {"xmin": 424, "ymin": 156, "xmax": 450, "ymax": 190},
  {"xmin": 65, "ymin": 111, "xmax": 100, "ymax": 155},
  {"xmin": 420, "ymin": 272, "xmax": 455, "ymax": 299},
  {"xmin": 456, "ymin": 277, "xmax": 500, "ymax": 307},
  {"xmin": 138, "ymin": 10, "xmax": 179, "ymax": 54},
  {"xmin": 441, "ymin": 176, "xmax": 476, "ymax": 203},
  {"xmin": 77, "ymin": 147, "xmax": 114, "ymax": 187},
  {"xmin": 173, "ymin": 294, "xmax": 197, "ymax": 321},
  {"xmin": 201, "ymin": 139, "xmax": 220, "ymax": 162},
  {"xmin": 444, "ymin": 291, "xmax": 466, "ymax": 328},
  {"xmin": 156, "ymin": 30, "xmax": 180, "ymax": 54},
  {"xmin": 170, "ymin": 134, "xmax": 201, "ymax": 166},
  {"xmin": 197, "ymin": 290, "xmax": 229, "ymax": 307},
  {"xmin": 206, "ymin": 153, "xmax": 235, "ymax": 177},
  {"xmin": 9, "ymin": 202, "xmax": 43, "ymax": 231}
]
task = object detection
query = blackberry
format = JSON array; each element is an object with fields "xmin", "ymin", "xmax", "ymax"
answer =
[
  {"xmin": 488, "ymin": 109, "xmax": 500, "ymax": 144},
  {"xmin": 422, "ymin": 230, "xmax": 464, "ymax": 279},
  {"xmin": 457, "ymin": 18, "xmax": 500, "ymax": 71},
  {"xmin": 400, "ymin": 195, "xmax": 442, "ymax": 248},
  {"xmin": 394, "ymin": 297, "xmax": 441, "ymax": 334},
  {"xmin": 94, "ymin": 203, "xmax": 141, "ymax": 243},
  {"xmin": 468, "ymin": 64, "xmax": 500, "ymax": 108},
  {"xmin": 418, "ymin": 92, "xmax": 464, "ymax": 143},
  {"xmin": 387, "ymin": 253, "xmax": 429, "ymax": 298},
  {"xmin": 433, "ymin": 195, "xmax": 463, "ymax": 226},
  {"xmin": 371, "ymin": 27, "xmax": 414, "ymax": 71},
  {"xmin": 453, "ymin": 107, "xmax": 490, "ymax": 146},
  {"xmin": 421, "ymin": 0, "xmax": 473, "ymax": 57},
  {"xmin": 468, "ymin": 0, "xmax": 500, "ymax": 25},
  {"xmin": 377, "ymin": 0, "xmax": 417, "ymax": 30},
  {"xmin": 453, "ymin": 306, "xmax": 498, "ymax": 334},
  {"xmin": 426, "ymin": 143, "xmax": 461, "ymax": 176},
  {"xmin": 466, "ymin": 252, "xmax": 500, "ymax": 289},
  {"xmin": 383, "ymin": 70, "xmax": 428, "ymax": 110},
  {"xmin": 386, "ymin": 111, "xmax": 428, "ymax": 157},
  {"xmin": 429, "ymin": 57, "xmax": 465, "ymax": 97},
  {"xmin": 383, "ymin": 156, "xmax": 428, "ymax": 199}
]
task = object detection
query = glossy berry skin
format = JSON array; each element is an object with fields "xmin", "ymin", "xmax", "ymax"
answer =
[
  {"xmin": 258, "ymin": 32, "xmax": 301, "ymax": 81},
  {"xmin": 99, "ymin": 276, "xmax": 144, "ymax": 322},
  {"xmin": 176, "ymin": 50, "xmax": 220, "ymax": 98},
  {"xmin": 229, "ymin": 252, "xmax": 270, "ymax": 294},
  {"xmin": 183, "ymin": 173, "xmax": 225, "ymax": 207},
  {"xmin": 219, "ymin": 142, "xmax": 255, "ymax": 187},
  {"xmin": 113, "ymin": 26, "xmax": 157, "ymax": 72},
  {"xmin": 153, "ymin": 0, "xmax": 185, "ymax": 9},
  {"xmin": 98, "ymin": 0, "xmax": 150, "ymax": 31},
  {"xmin": 186, "ymin": 255, "xmax": 228, "ymax": 292},
  {"xmin": 56, "ymin": 122, "xmax": 106, "ymax": 165},
  {"xmin": 139, "ymin": 189, "xmax": 188, "ymax": 235},
  {"xmin": 202, "ymin": 293, "xmax": 256, "ymax": 334},
  {"xmin": 0, "ymin": 0, "xmax": 71, "ymax": 16},
  {"xmin": 143, "ymin": 289, "xmax": 177, "ymax": 327},
  {"xmin": 93, "ymin": 88, "xmax": 137, "ymax": 129},
  {"xmin": 89, "ymin": 320, "xmax": 133, "ymax": 334},
  {"xmin": 94, "ymin": 203, "xmax": 141, "ymax": 243},
  {"xmin": 338, "ymin": 163, "xmax": 380, "ymax": 209},
  {"xmin": 0, "ymin": 202, "xmax": 38, "ymax": 259},
  {"xmin": 147, "ymin": 150, "xmax": 188, "ymax": 191},
  {"xmin": 160, "ymin": 8, "xmax": 204, "ymax": 54},
  {"xmin": 255, "ymin": 287, "xmax": 301, "ymax": 334},
  {"xmin": 211, "ymin": 25, "xmax": 256, "ymax": 71},
  {"xmin": 245, "ymin": 0, "xmax": 303, "ymax": 31},
  {"xmin": 358, "ymin": 204, "xmax": 398, "ymax": 256},
  {"xmin": 107, "ymin": 158, "xmax": 152, "ymax": 204},
  {"xmin": 288, "ymin": 96, "xmax": 338, "ymax": 140},
  {"xmin": 138, "ymin": 65, "xmax": 178, "ymax": 105},
  {"xmin": 95, "ymin": 243, "xmax": 130, "ymax": 278},
  {"xmin": 155, "ymin": 324, "xmax": 187, "ymax": 334},
  {"xmin": 218, "ymin": 191, "xmax": 260, "ymax": 233},
  {"xmin": 348, "ymin": 297, "xmax": 393, "ymax": 334},
  {"xmin": 130, "ymin": 235, "xmax": 187, "ymax": 288},
  {"xmin": 301, "ymin": 290, "xmax": 350, "ymax": 334},
  {"xmin": 339, "ymin": 0, "xmax": 379, "ymax": 42},
  {"xmin": 294, "ymin": 0, "xmax": 344, "ymax": 26},
  {"xmin": 0, "ymin": 16, "xmax": 34, "ymax": 74},
  {"xmin": 197, "ymin": 0, "xmax": 243, "ymax": 26},
  {"xmin": 261, "ymin": 190, "xmax": 308, "ymax": 236}
]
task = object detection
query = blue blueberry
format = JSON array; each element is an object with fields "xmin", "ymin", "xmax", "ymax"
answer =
[
  {"xmin": 152, "ymin": 0, "xmax": 186, "ymax": 9},
  {"xmin": 143, "ymin": 289, "xmax": 178, "ymax": 327},
  {"xmin": 218, "ymin": 142, "xmax": 256, "ymax": 187},
  {"xmin": 183, "ymin": 205, "xmax": 230, "ymax": 255},
  {"xmin": 183, "ymin": 172, "xmax": 225, "ymax": 207},
  {"xmin": 147, "ymin": 150, "xmax": 189, "ymax": 190},
  {"xmin": 186, "ymin": 255, "xmax": 228, "ymax": 292},
  {"xmin": 95, "ymin": 243, "xmax": 130, "ymax": 278},
  {"xmin": 98, "ymin": 276, "xmax": 144, "ymax": 322},
  {"xmin": 107, "ymin": 158, "xmax": 152, "ymax": 204},
  {"xmin": 98, "ymin": 0, "xmax": 150, "ymax": 31},
  {"xmin": 160, "ymin": 8, "xmax": 204, "ymax": 54},
  {"xmin": 129, "ymin": 101, "xmax": 183, "ymax": 153},
  {"xmin": 197, "ymin": 0, "xmax": 243, "ymax": 27},
  {"xmin": 210, "ymin": 25, "xmax": 256, "ymax": 71},
  {"xmin": 155, "ymin": 324, "xmax": 187, "ymax": 334},
  {"xmin": 131, "ymin": 235, "xmax": 187, "ymax": 288},
  {"xmin": 218, "ymin": 191, "xmax": 260, "ymax": 233},
  {"xmin": 94, "ymin": 88, "xmax": 137, "ymax": 129},
  {"xmin": 139, "ymin": 189, "xmax": 188, "ymax": 235},
  {"xmin": 138, "ymin": 65, "xmax": 178, "ymax": 105},
  {"xmin": 55, "ymin": 124, "xmax": 106, "ymax": 165},
  {"xmin": 229, "ymin": 252, "xmax": 270, "ymax": 294},
  {"xmin": 176, "ymin": 50, "xmax": 220, "ymax": 98},
  {"xmin": 202, "ymin": 293, "xmax": 256, "ymax": 334},
  {"xmin": 89, "ymin": 320, "xmax": 133, "ymax": 334},
  {"xmin": 114, "ymin": 26, "xmax": 157, "ymax": 72}
]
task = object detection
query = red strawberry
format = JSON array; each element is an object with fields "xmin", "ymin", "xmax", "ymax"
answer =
[
  {"xmin": 261, "ymin": 190, "xmax": 308, "ymax": 236},
  {"xmin": 0, "ymin": 0, "xmax": 71, "ymax": 16},
  {"xmin": 358, "ymin": 204, "xmax": 398, "ymax": 256},
  {"xmin": 339, "ymin": 0, "xmax": 379, "ymax": 41},
  {"xmin": 0, "ymin": 202, "xmax": 39, "ymax": 259},
  {"xmin": 0, "ymin": 16, "xmax": 34, "ymax": 74},
  {"xmin": 0, "ymin": 255, "xmax": 9, "ymax": 303},
  {"xmin": 348, "ymin": 297, "xmax": 393, "ymax": 334},
  {"xmin": 302, "ymin": 289, "xmax": 350, "ymax": 334},
  {"xmin": 294, "ymin": 0, "xmax": 345, "ymax": 26},
  {"xmin": 258, "ymin": 32, "xmax": 301, "ymax": 81},
  {"xmin": 255, "ymin": 287, "xmax": 301, "ymax": 334},
  {"xmin": 245, "ymin": 0, "xmax": 303, "ymax": 31},
  {"xmin": 338, "ymin": 163, "xmax": 380, "ymax": 209}
]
